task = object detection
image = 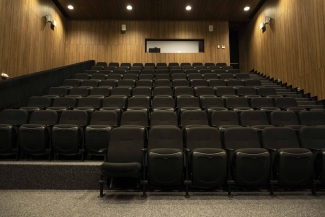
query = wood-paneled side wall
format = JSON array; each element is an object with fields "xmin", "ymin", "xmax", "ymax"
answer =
[
  {"xmin": 0, "ymin": 0, "xmax": 66, "ymax": 79},
  {"xmin": 65, "ymin": 20, "xmax": 230, "ymax": 65},
  {"xmin": 239, "ymin": 0, "xmax": 325, "ymax": 100}
]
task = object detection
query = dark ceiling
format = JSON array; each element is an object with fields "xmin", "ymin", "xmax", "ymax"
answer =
[{"xmin": 55, "ymin": 0, "xmax": 265, "ymax": 23}]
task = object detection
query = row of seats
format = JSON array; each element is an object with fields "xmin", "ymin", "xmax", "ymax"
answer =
[
  {"xmin": 99, "ymin": 125, "xmax": 324, "ymax": 197},
  {"xmin": 2, "ymin": 108, "xmax": 324, "ymax": 161},
  {"xmin": 76, "ymin": 71, "xmax": 247, "ymax": 80},
  {"xmin": 96, "ymin": 62, "xmax": 228, "ymax": 67},
  {"xmin": 59, "ymin": 78, "xmax": 263, "ymax": 89},
  {"xmin": 44, "ymin": 86, "xmax": 278, "ymax": 99},
  {"xmin": 22, "ymin": 95, "xmax": 304, "ymax": 115}
]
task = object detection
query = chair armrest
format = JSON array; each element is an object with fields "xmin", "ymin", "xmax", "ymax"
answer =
[{"xmin": 98, "ymin": 148, "xmax": 107, "ymax": 153}]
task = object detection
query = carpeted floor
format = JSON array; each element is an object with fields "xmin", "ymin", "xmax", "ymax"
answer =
[{"xmin": 1, "ymin": 190, "xmax": 325, "ymax": 217}]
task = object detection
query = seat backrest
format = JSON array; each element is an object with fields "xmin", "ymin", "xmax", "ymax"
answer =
[
  {"xmin": 108, "ymin": 62, "xmax": 119, "ymax": 67},
  {"xmin": 136, "ymin": 79, "xmax": 152, "ymax": 87},
  {"xmin": 59, "ymin": 110, "xmax": 88, "ymax": 125},
  {"xmin": 148, "ymin": 126, "xmax": 182, "ymax": 151},
  {"xmin": 127, "ymin": 70, "xmax": 141, "ymax": 75},
  {"xmin": 173, "ymin": 79, "xmax": 189, "ymax": 87},
  {"xmin": 251, "ymin": 98, "xmax": 274, "ymax": 108},
  {"xmin": 194, "ymin": 87, "xmax": 215, "ymax": 97},
  {"xmin": 62, "ymin": 79, "xmax": 80, "ymax": 87},
  {"xmin": 215, "ymin": 87, "xmax": 236, "ymax": 96},
  {"xmin": 112, "ymin": 69, "xmax": 126, "ymax": 75},
  {"xmin": 52, "ymin": 97, "xmax": 76, "ymax": 108},
  {"xmin": 145, "ymin": 63, "xmax": 155, "ymax": 67},
  {"xmin": 139, "ymin": 74, "xmax": 154, "ymax": 80},
  {"xmin": 156, "ymin": 63, "xmax": 167, "ymax": 66},
  {"xmin": 224, "ymin": 127, "xmax": 261, "ymax": 149},
  {"xmin": 208, "ymin": 79, "xmax": 226, "ymax": 87},
  {"xmin": 91, "ymin": 66, "xmax": 104, "ymax": 70},
  {"xmin": 201, "ymin": 97, "xmax": 224, "ymax": 109},
  {"xmin": 120, "ymin": 110, "xmax": 148, "ymax": 127},
  {"xmin": 152, "ymin": 87, "xmax": 173, "ymax": 97},
  {"xmin": 0, "ymin": 109, "xmax": 28, "ymax": 125},
  {"xmin": 187, "ymin": 73, "xmax": 202, "ymax": 80},
  {"xmin": 48, "ymin": 87, "xmax": 68, "ymax": 96},
  {"xmin": 262, "ymin": 127, "xmax": 300, "ymax": 149},
  {"xmin": 192, "ymin": 62, "xmax": 203, "ymax": 67},
  {"xmin": 154, "ymin": 79, "xmax": 171, "ymax": 87},
  {"xmin": 29, "ymin": 110, "xmax": 58, "ymax": 125},
  {"xmin": 123, "ymin": 74, "xmax": 138, "ymax": 80},
  {"xmin": 185, "ymin": 69, "xmax": 198, "ymax": 74},
  {"xmin": 299, "ymin": 111, "xmax": 325, "ymax": 126},
  {"xmin": 104, "ymin": 66, "xmax": 116, "ymax": 71},
  {"xmin": 240, "ymin": 111, "xmax": 269, "ymax": 126},
  {"xmin": 69, "ymin": 87, "xmax": 89, "ymax": 96},
  {"xmin": 152, "ymin": 96, "xmax": 175, "ymax": 109},
  {"xmin": 276, "ymin": 95, "xmax": 296, "ymax": 108},
  {"xmin": 121, "ymin": 63, "xmax": 131, "ymax": 67},
  {"xmin": 244, "ymin": 79, "xmax": 262, "ymax": 87},
  {"xmin": 204, "ymin": 73, "xmax": 219, "ymax": 80},
  {"xmin": 214, "ymin": 69, "xmax": 226, "ymax": 74},
  {"xmin": 81, "ymin": 79, "xmax": 99, "ymax": 87},
  {"xmin": 205, "ymin": 63, "xmax": 215, "ymax": 66},
  {"xmin": 185, "ymin": 126, "xmax": 222, "ymax": 150},
  {"xmin": 74, "ymin": 73, "xmax": 90, "ymax": 80},
  {"xmin": 133, "ymin": 63, "xmax": 144, "ymax": 67},
  {"xmin": 27, "ymin": 96, "xmax": 51, "ymax": 108},
  {"xmin": 226, "ymin": 97, "xmax": 249, "ymax": 108},
  {"xmin": 270, "ymin": 111, "xmax": 299, "ymax": 125},
  {"xmin": 199, "ymin": 69, "xmax": 211, "ymax": 74},
  {"xmin": 181, "ymin": 110, "xmax": 208, "ymax": 126},
  {"xmin": 190, "ymin": 79, "xmax": 208, "ymax": 87},
  {"xmin": 100, "ymin": 79, "xmax": 118, "ymax": 87},
  {"xmin": 181, "ymin": 63, "xmax": 191, "ymax": 67},
  {"xmin": 77, "ymin": 97, "xmax": 101, "ymax": 108},
  {"xmin": 235, "ymin": 73, "xmax": 250, "ymax": 79},
  {"xmin": 132, "ymin": 86, "xmax": 152, "ymax": 96},
  {"xmin": 177, "ymin": 97, "xmax": 200, "ymax": 108},
  {"xmin": 227, "ymin": 79, "xmax": 244, "ymax": 87},
  {"xmin": 210, "ymin": 111, "xmax": 239, "ymax": 127},
  {"xmin": 90, "ymin": 111, "xmax": 118, "ymax": 126},
  {"xmin": 172, "ymin": 73, "xmax": 187, "ymax": 80},
  {"xmin": 236, "ymin": 87, "xmax": 257, "ymax": 96},
  {"xmin": 216, "ymin": 63, "xmax": 227, "ymax": 66},
  {"xmin": 90, "ymin": 87, "xmax": 110, "ymax": 96},
  {"xmin": 106, "ymin": 74, "xmax": 122, "ymax": 80},
  {"xmin": 118, "ymin": 79, "xmax": 135, "ymax": 87},
  {"xmin": 151, "ymin": 111, "xmax": 178, "ymax": 127},
  {"xmin": 219, "ymin": 73, "xmax": 234, "ymax": 80},
  {"xmin": 110, "ymin": 87, "xmax": 132, "ymax": 97},
  {"xmin": 300, "ymin": 126, "xmax": 325, "ymax": 149},
  {"xmin": 169, "ymin": 63, "xmax": 179, "ymax": 67},
  {"xmin": 106, "ymin": 127, "xmax": 145, "ymax": 163},
  {"xmin": 96, "ymin": 62, "xmax": 107, "ymax": 67},
  {"xmin": 155, "ymin": 74, "xmax": 170, "ymax": 80},
  {"xmin": 128, "ymin": 96, "xmax": 150, "ymax": 109},
  {"xmin": 258, "ymin": 87, "xmax": 277, "ymax": 96},
  {"xmin": 228, "ymin": 69, "xmax": 240, "ymax": 74},
  {"xmin": 85, "ymin": 70, "xmax": 100, "ymax": 74},
  {"xmin": 170, "ymin": 69, "xmax": 183, "ymax": 74},
  {"xmin": 102, "ymin": 96, "xmax": 127, "ymax": 109},
  {"xmin": 91, "ymin": 74, "xmax": 106, "ymax": 80}
]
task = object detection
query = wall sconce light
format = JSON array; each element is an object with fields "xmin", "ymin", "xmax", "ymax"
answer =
[
  {"xmin": 45, "ymin": 14, "xmax": 57, "ymax": 28},
  {"xmin": 121, "ymin": 24, "xmax": 126, "ymax": 32},
  {"xmin": 1, "ymin": 73, "xmax": 9, "ymax": 79},
  {"xmin": 209, "ymin": 25, "xmax": 213, "ymax": 32},
  {"xmin": 260, "ymin": 16, "xmax": 271, "ymax": 31}
]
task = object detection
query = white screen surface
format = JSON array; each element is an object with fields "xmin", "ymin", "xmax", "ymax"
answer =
[{"xmin": 147, "ymin": 41, "xmax": 199, "ymax": 53}]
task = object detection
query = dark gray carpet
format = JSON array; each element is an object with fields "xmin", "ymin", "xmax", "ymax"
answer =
[{"xmin": 1, "ymin": 190, "xmax": 325, "ymax": 217}]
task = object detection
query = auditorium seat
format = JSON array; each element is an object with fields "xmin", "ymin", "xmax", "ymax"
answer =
[
  {"xmin": 47, "ymin": 97, "xmax": 76, "ymax": 112},
  {"xmin": 244, "ymin": 79, "xmax": 262, "ymax": 87},
  {"xmin": 66, "ymin": 87, "xmax": 89, "ymax": 99},
  {"xmin": 118, "ymin": 79, "xmax": 135, "ymax": 88},
  {"xmin": 274, "ymin": 97, "xmax": 306, "ymax": 112},
  {"xmin": 154, "ymin": 79, "xmax": 171, "ymax": 87},
  {"xmin": 150, "ymin": 110, "xmax": 178, "ymax": 126},
  {"xmin": 200, "ymin": 96, "xmax": 227, "ymax": 117},
  {"xmin": 99, "ymin": 79, "xmax": 118, "ymax": 88},
  {"xmin": 192, "ymin": 62, "xmax": 203, "ymax": 67},
  {"xmin": 185, "ymin": 69, "xmax": 198, "ymax": 74},
  {"xmin": 155, "ymin": 74, "xmax": 170, "ymax": 80},
  {"xmin": 227, "ymin": 79, "xmax": 244, "ymax": 87},
  {"xmin": 74, "ymin": 97, "xmax": 101, "ymax": 113},
  {"xmin": 123, "ymin": 74, "xmax": 138, "ymax": 80},
  {"xmin": 152, "ymin": 96, "xmax": 175, "ymax": 111},
  {"xmin": 101, "ymin": 96, "xmax": 127, "ymax": 118},
  {"xmin": 173, "ymin": 79, "xmax": 189, "ymax": 87},
  {"xmin": 0, "ymin": 109, "xmax": 28, "ymax": 160},
  {"xmin": 156, "ymin": 63, "xmax": 167, "ymax": 67},
  {"xmin": 104, "ymin": 66, "xmax": 117, "ymax": 71},
  {"xmin": 235, "ymin": 73, "xmax": 250, "ymax": 80},
  {"xmin": 262, "ymin": 127, "xmax": 313, "ymax": 195},
  {"xmin": 132, "ymin": 87, "xmax": 152, "ymax": 97},
  {"xmin": 180, "ymin": 110, "xmax": 209, "ymax": 128},
  {"xmin": 96, "ymin": 62, "xmax": 107, "ymax": 67},
  {"xmin": 152, "ymin": 86, "xmax": 173, "ymax": 97},
  {"xmin": 225, "ymin": 97, "xmax": 253, "ymax": 112},
  {"xmin": 227, "ymin": 69, "xmax": 240, "ymax": 74},
  {"xmin": 80, "ymin": 79, "xmax": 100, "ymax": 88},
  {"xmin": 208, "ymin": 79, "xmax": 227, "ymax": 87},
  {"xmin": 199, "ymin": 69, "xmax": 212, "ymax": 74},
  {"xmin": 190, "ymin": 79, "xmax": 208, "ymax": 87},
  {"xmin": 120, "ymin": 110, "xmax": 148, "ymax": 128},
  {"xmin": 127, "ymin": 96, "xmax": 151, "ymax": 111},
  {"xmin": 299, "ymin": 111, "xmax": 325, "ymax": 126},
  {"xmin": 133, "ymin": 63, "xmax": 144, "ymax": 67},
  {"xmin": 52, "ymin": 110, "xmax": 88, "ymax": 161},
  {"xmin": 110, "ymin": 87, "xmax": 132, "ymax": 97},
  {"xmin": 91, "ymin": 66, "xmax": 104, "ymax": 70},
  {"xmin": 176, "ymin": 96, "xmax": 200, "ymax": 113},
  {"xmin": 121, "ymin": 63, "xmax": 131, "ymax": 69},
  {"xmin": 89, "ymin": 87, "xmax": 110, "ymax": 98},
  {"xmin": 270, "ymin": 111, "xmax": 303, "ymax": 131},
  {"xmin": 168, "ymin": 63, "xmax": 179, "ymax": 67},
  {"xmin": 108, "ymin": 62, "xmax": 119, "ymax": 67},
  {"xmin": 19, "ymin": 110, "xmax": 58, "ymax": 160},
  {"xmin": 106, "ymin": 74, "xmax": 123, "ymax": 80},
  {"xmin": 91, "ymin": 73, "xmax": 107, "ymax": 80},
  {"xmin": 240, "ymin": 110, "xmax": 271, "ymax": 130},
  {"xmin": 215, "ymin": 86, "xmax": 237, "ymax": 97},
  {"xmin": 216, "ymin": 63, "xmax": 227, "ymax": 66},
  {"xmin": 184, "ymin": 126, "xmax": 226, "ymax": 196},
  {"xmin": 172, "ymin": 74, "xmax": 187, "ymax": 80},
  {"xmin": 204, "ymin": 63, "xmax": 215, "ymax": 67},
  {"xmin": 194, "ymin": 86, "xmax": 215, "ymax": 98},
  {"xmin": 174, "ymin": 87, "xmax": 194, "ymax": 97},
  {"xmin": 20, "ymin": 96, "xmax": 52, "ymax": 114},
  {"xmin": 170, "ymin": 69, "xmax": 184, "ymax": 74},
  {"xmin": 74, "ymin": 73, "xmax": 91, "ymax": 80},
  {"xmin": 99, "ymin": 126, "xmax": 146, "ymax": 197},
  {"xmin": 187, "ymin": 73, "xmax": 203, "ymax": 80},
  {"xmin": 224, "ymin": 127, "xmax": 270, "ymax": 195},
  {"xmin": 127, "ymin": 70, "xmax": 141, "ymax": 75},
  {"xmin": 219, "ymin": 73, "xmax": 234, "ymax": 80},
  {"xmin": 139, "ymin": 74, "xmax": 154, "ymax": 80},
  {"xmin": 204, "ymin": 73, "xmax": 219, "ymax": 80},
  {"xmin": 44, "ymin": 87, "xmax": 69, "ymax": 99},
  {"xmin": 210, "ymin": 111, "xmax": 240, "ymax": 130},
  {"xmin": 112, "ymin": 69, "xmax": 127, "ymax": 75},
  {"xmin": 60, "ymin": 79, "xmax": 81, "ymax": 88}
]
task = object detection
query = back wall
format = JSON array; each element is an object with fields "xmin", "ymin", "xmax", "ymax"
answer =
[{"xmin": 65, "ymin": 20, "xmax": 230, "ymax": 65}]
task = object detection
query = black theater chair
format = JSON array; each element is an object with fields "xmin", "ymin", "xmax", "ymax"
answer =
[
  {"xmin": 262, "ymin": 127, "xmax": 314, "ymax": 195},
  {"xmin": 51, "ymin": 110, "xmax": 88, "ymax": 161},
  {"xmin": 19, "ymin": 110, "xmax": 58, "ymax": 160},
  {"xmin": 0, "ymin": 109, "xmax": 28, "ymax": 160},
  {"xmin": 184, "ymin": 126, "xmax": 227, "ymax": 197},
  {"xmin": 224, "ymin": 127, "xmax": 270, "ymax": 196}
]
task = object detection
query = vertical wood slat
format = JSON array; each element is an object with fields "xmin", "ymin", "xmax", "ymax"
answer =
[
  {"xmin": 65, "ymin": 20, "xmax": 230, "ymax": 66},
  {"xmin": 239, "ymin": 0, "xmax": 325, "ymax": 100},
  {"xmin": 0, "ymin": 0, "xmax": 66, "ymax": 79}
]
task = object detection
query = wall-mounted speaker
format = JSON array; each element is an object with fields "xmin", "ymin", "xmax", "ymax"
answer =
[{"xmin": 209, "ymin": 25, "xmax": 213, "ymax": 32}]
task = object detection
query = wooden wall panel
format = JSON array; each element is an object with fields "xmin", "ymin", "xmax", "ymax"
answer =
[
  {"xmin": 0, "ymin": 0, "xmax": 66, "ymax": 79},
  {"xmin": 239, "ymin": 0, "xmax": 325, "ymax": 100},
  {"xmin": 65, "ymin": 20, "xmax": 230, "ymax": 65}
]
